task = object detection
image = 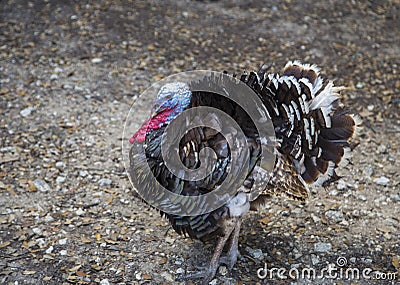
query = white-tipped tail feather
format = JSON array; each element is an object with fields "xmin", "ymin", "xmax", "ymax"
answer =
[{"xmin": 251, "ymin": 60, "xmax": 360, "ymax": 198}]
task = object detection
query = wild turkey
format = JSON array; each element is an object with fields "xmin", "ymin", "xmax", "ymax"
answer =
[{"xmin": 128, "ymin": 61, "xmax": 359, "ymax": 282}]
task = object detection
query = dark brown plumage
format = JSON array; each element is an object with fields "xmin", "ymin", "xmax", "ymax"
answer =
[{"xmin": 128, "ymin": 61, "xmax": 360, "ymax": 283}]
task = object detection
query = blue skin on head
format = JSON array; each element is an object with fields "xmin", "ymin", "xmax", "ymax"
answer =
[
  {"xmin": 130, "ymin": 82, "xmax": 192, "ymax": 143},
  {"xmin": 151, "ymin": 82, "xmax": 192, "ymax": 124}
]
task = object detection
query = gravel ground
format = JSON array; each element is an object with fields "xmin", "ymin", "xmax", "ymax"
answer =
[{"xmin": 0, "ymin": 1, "xmax": 399, "ymax": 285}]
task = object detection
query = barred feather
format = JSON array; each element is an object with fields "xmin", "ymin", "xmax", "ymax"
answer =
[
  {"xmin": 127, "ymin": 61, "xmax": 360, "ymax": 282},
  {"xmin": 246, "ymin": 61, "xmax": 360, "ymax": 193},
  {"xmin": 128, "ymin": 60, "xmax": 359, "ymax": 242}
]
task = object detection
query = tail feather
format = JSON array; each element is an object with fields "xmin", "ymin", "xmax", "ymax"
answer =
[
  {"xmin": 320, "ymin": 126, "xmax": 354, "ymax": 141},
  {"xmin": 302, "ymin": 156, "xmax": 320, "ymax": 184},
  {"xmin": 316, "ymin": 157, "xmax": 329, "ymax": 174},
  {"xmin": 323, "ymin": 112, "xmax": 359, "ymax": 140},
  {"xmin": 318, "ymin": 136, "xmax": 345, "ymax": 165},
  {"xmin": 246, "ymin": 61, "xmax": 360, "ymax": 191},
  {"xmin": 282, "ymin": 61, "xmax": 359, "ymax": 187},
  {"xmin": 283, "ymin": 60, "xmax": 320, "ymax": 87}
]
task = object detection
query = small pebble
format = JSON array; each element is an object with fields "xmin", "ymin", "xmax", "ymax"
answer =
[
  {"xmin": 384, "ymin": 218, "xmax": 397, "ymax": 225},
  {"xmin": 54, "ymin": 67, "xmax": 63, "ymax": 73},
  {"xmin": 314, "ymin": 242, "xmax": 332, "ymax": 252},
  {"xmin": 98, "ymin": 178, "xmax": 112, "ymax": 186},
  {"xmin": 218, "ymin": 265, "xmax": 228, "ymax": 276},
  {"xmin": 100, "ymin": 279, "xmax": 110, "ymax": 285},
  {"xmin": 374, "ymin": 196, "xmax": 386, "ymax": 204},
  {"xmin": 160, "ymin": 272, "xmax": 174, "ymax": 282},
  {"xmin": 325, "ymin": 210, "xmax": 344, "ymax": 222},
  {"xmin": 352, "ymin": 209, "xmax": 360, "ymax": 217},
  {"xmin": 45, "ymin": 246, "xmax": 54, "ymax": 254},
  {"xmin": 176, "ymin": 268, "xmax": 185, "ymax": 274},
  {"xmin": 50, "ymin": 74, "xmax": 58, "ymax": 80},
  {"xmin": 363, "ymin": 166, "xmax": 374, "ymax": 177},
  {"xmin": 373, "ymin": 176, "xmax": 389, "ymax": 186},
  {"xmin": 246, "ymin": 247, "xmax": 263, "ymax": 259},
  {"xmin": 56, "ymin": 176, "xmax": 66, "ymax": 184},
  {"xmin": 330, "ymin": 189, "xmax": 339, "ymax": 196},
  {"xmin": 292, "ymin": 207, "xmax": 302, "ymax": 215},
  {"xmin": 336, "ymin": 180, "xmax": 346, "ymax": 190},
  {"xmin": 91, "ymin": 58, "xmax": 103, "ymax": 63},
  {"xmin": 311, "ymin": 254, "xmax": 320, "ymax": 265},
  {"xmin": 20, "ymin": 106, "xmax": 35, "ymax": 117},
  {"xmin": 32, "ymin": 228, "xmax": 42, "ymax": 235},
  {"xmin": 37, "ymin": 238, "xmax": 46, "ymax": 247},
  {"xmin": 33, "ymin": 179, "xmax": 51, "ymax": 192},
  {"xmin": 390, "ymin": 194, "xmax": 400, "ymax": 202},
  {"xmin": 358, "ymin": 195, "xmax": 367, "ymax": 201},
  {"xmin": 294, "ymin": 253, "xmax": 302, "ymax": 259},
  {"xmin": 44, "ymin": 214, "xmax": 55, "ymax": 222},
  {"xmin": 291, "ymin": 263, "xmax": 301, "ymax": 269},
  {"xmin": 165, "ymin": 236, "xmax": 175, "ymax": 244},
  {"xmin": 311, "ymin": 214, "xmax": 320, "ymax": 223},
  {"xmin": 59, "ymin": 238, "xmax": 67, "ymax": 245},
  {"xmin": 383, "ymin": 233, "xmax": 391, "ymax": 239},
  {"xmin": 62, "ymin": 84, "xmax": 73, "ymax": 89},
  {"xmin": 361, "ymin": 258, "xmax": 373, "ymax": 264},
  {"xmin": 135, "ymin": 273, "xmax": 141, "ymax": 280},
  {"xmin": 281, "ymin": 210, "xmax": 290, "ymax": 216},
  {"xmin": 55, "ymin": 161, "xmax": 66, "ymax": 170},
  {"xmin": 356, "ymin": 82, "xmax": 365, "ymax": 89},
  {"xmin": 174, "ymin": 259, "xmax": 182, "ymax": 265},
  {"xmin": 377, "ymin": 144, "xmax": 387, "ymax": 153},
  {"xmin": 76, "ymin": 208, "xmax": 85, "ymax": 216}
]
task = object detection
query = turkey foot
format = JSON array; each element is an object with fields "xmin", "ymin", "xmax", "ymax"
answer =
[{"xmin": 176, "ymin": 219, "xmax": 238, "ymax": 284}]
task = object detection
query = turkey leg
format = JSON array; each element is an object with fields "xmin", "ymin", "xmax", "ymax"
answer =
[
  {"xmin": 220, "ymin": 218, "xmax": 242, "ymax": 269},
  {"xmin": 176, "ymin": 218, "xmax": 237, "ymax": 283}
]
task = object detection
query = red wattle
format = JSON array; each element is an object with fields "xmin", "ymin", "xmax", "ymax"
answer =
[{"xmin": 129, "ymin": 108, "xmax": 174, "ymax": 144}]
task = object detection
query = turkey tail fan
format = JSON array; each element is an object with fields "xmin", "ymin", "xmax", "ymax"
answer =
[
  {"xmin": 282, "ymin": 61, "xmax": 361, "ymax": 187},
  {"xmin": 243, "ymin": 61, "xmax": 361, "ymax": 191}
]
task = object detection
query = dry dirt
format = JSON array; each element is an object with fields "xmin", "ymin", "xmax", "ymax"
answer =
[{"xmin": 0, "ymin": 1, "xmax": 399, "ymax": 285}]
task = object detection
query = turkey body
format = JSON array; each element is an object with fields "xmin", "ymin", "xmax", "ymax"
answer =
[{"xmin": 128, "ymin": 61, "xmax": 359, "ymax": 282}]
